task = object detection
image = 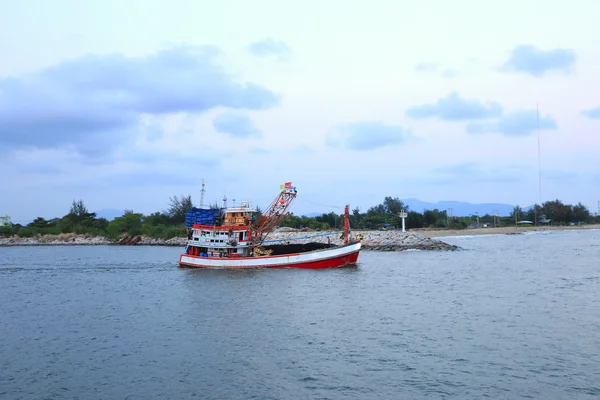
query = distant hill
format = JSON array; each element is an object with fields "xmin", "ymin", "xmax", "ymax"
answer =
[
  {"xmin": 299, "ymin": 199, "xmax": 521, "ymax": 218},
  {"xmin": 301, "ymin": 212, "xmax": 322, "ymax": 218},
  {"xmin": 94, "ymin": 208, "xmax": 123, "ymax": 221},
  {"xmin": 402, "ymin": 198, "xmax": 519, "ymax": 217}
]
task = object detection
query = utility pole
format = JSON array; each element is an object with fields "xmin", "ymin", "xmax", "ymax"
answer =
[
  {"xmin": 537, "ymin": 103, "xmax": 543, "ymax": 206},
  {"xmin": 200, "ymin": 179, "xmax": 205, "ymax": 208}
]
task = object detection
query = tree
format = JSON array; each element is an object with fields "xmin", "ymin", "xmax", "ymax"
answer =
[
  {"xmin": 68, "ymin": 199, "xmax": 96, "ymax": 225},
  {"xmin": 350, "ymin": 207, "xmax": 362, "ymax": 227},
  {"xmin": 572, "ymin": 202, "xmax": 590, "ymax": 222},
  {"xmin": 29, "ymin": 217, "xmax": 49, "ymax": 229},
  {"xmin": 107, "ymin": 213, "xmax": 144, "ymax": 238},
  {"xmin": 525, "ymin": 204, "xmax": 542, "ymax": 223},
  {"xmin": 92, "ymin": 218, "xmax": 109, "ymax": 231},
  {"xmin": 144, "ymin": 212, "xmax": 170, "ymax": 226},
  {"xmin": 541, "ymin": 200, "xmax": 571, "ymax": 224},
  {"xmin": 70, "ymin": 199, "xmax": 88, "ymax": 216},
  {"xmin": 165, "ymin": 195, "xmax": 193, "ymax": 224},
  {"xmin": 406, "ymin": 211, "xmax": 425, "ymax": 229},
  {"xmin": 367, "ymin": 204, "xmax": 385, "ymax": 215},
  {"xmin": 383, "ymin": 196, "xmax": 406, "ymax": 215},
  {"xmin": 423, "ymin": 209, "xmax": 437, "ymax": 227},
  {"xmin": 511, "ymin": 205, "xmax": 524, "ymax": 219}
]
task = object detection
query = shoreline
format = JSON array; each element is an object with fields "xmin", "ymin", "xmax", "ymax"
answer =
[
  {"xmin": 1, "ymin": 224, "xmax": 597, "ymax": 249},
  {"xmin": 414, "ymin": 224, "xmax": 600, "ymax": 238},
  {"xmin": 0, "ymin": 230, "xmax": 458, "ymax": 251}
]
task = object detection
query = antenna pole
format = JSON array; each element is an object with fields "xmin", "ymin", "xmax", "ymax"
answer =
[
  {"xmin": 537, "ymin": 104, "xmax": 542, "ymax": 205},
  {"xmin": 200, "ymin": 179, "xmax": 205, "ymax": 208}
]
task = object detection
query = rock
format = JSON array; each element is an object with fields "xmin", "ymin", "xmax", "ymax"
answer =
[{"xmin": 0, "ymin": 229, "xmax": 459, "ymax": 251}]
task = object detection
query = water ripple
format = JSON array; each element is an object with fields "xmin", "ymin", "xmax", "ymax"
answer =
[{"xmin": 1, "ymin": 230, "xmax": 599, "ymax": 399}]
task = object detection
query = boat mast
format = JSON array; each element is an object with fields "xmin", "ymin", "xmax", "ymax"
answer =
[
  {"xmin": 200, "ymin": 179, "xmax": 205, "ymax": 208},
  {"xmin": 342, "ymin": 204, "xmax": 350, "ymax": 244},
  {"xmin": 251, "ymin": 182, "xmax": 297, "ymax": 247}
]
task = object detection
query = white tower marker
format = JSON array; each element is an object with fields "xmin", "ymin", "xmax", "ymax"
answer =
[{"xmin": 398, "ymin": 210, "xmax": 408, "ymax": 233}]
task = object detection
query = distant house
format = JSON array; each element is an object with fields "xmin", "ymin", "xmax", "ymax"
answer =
[
  {"xmin": 539, "ymin": 215, "xmax": 552, "ymax": 225},
  {"xmin": 468, "ymin": 222, "xmax": 484, "ymax": 229},
  {"xmin": 0, "ymin": 215, "xmax": 11, "ymax": 226}
]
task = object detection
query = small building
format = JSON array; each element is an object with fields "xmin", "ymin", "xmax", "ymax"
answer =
[
  {"xmin": 539, "ymin": 215, "xmax": 552, "ymax": 225},
  {"xmin": 517, "ymin": 220, "xmax": 534, "ymax": 225},
  {"xmin": 0, "ymin": 215, "xmax": 11, "ymax": 226}
]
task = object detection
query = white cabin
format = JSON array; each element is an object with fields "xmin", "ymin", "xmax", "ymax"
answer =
[
  {"xmin": 187, "ymin": 202, "xmax": 258, "ymax": 258},
  {"xmin": 0, "ymin": 215, "xmax": 11, "ymax": 226}
]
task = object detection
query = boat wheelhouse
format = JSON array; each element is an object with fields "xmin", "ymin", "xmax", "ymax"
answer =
[{"xmin": 185, "ymin": 202, "xmax": 256, "ymax": 258}]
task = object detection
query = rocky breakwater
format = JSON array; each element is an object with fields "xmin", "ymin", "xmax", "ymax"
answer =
[
  {"xmin": 0, "ymin": 233, "xmax": 113, "ymax": 246},
  {"xmin": 355, "ymin": 230, "xmax": 458, "ymax": 251},
  {"xmin": 0, "ymin": 230, "xmax": 458, "ymax": 251},
  {"xmin": 266, "ymin": 228, "xmax": 459, "ymax": 251}
]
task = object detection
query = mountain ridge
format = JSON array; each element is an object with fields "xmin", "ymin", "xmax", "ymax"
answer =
[{"xmin": 299, "ymin": 199, "xmax": 526, "ymax": 217}]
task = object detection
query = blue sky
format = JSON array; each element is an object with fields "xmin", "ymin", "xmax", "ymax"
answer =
[{"xmin": 1, "ymin": 0, "xmax": 599, "ymax": 222}]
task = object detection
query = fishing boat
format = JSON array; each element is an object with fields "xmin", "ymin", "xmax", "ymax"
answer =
[{"xmin": 178, "ymin": 182, "xmax": 361, "ymax": 269}]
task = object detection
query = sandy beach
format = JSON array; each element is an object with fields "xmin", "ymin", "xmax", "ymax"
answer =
[{"xmin": 414, "ymin": 224, "xmax": 600, "ymax": 238}]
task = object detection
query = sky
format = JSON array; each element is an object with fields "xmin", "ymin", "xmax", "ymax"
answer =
[{"xmin": 1, "ymin": 0, "xmax": 599, "ymax": 223}]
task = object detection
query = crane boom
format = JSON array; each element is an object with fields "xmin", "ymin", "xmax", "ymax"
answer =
[{"xmin": 252, "ymin": 182, "xmax": 297, "ymax": 246}]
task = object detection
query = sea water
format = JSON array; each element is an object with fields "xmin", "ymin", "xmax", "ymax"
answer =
[{"xmin": 1, "ymin": 229, "xmax": 599, "ymax": 399}]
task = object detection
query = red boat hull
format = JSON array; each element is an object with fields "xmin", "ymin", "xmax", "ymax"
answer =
[{"xmin": 178, "ymin": 242, "xmax": 361, "ymax": 269}]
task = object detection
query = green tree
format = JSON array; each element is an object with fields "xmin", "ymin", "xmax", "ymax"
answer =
[
  {"xmin": 511, "ymin": 205, "xmax": 524, "ymax": 219},
  {"xmin": 571, "ymin": 202, "xmax": 590, "ymax": 223},
  {"xmin": 57, "ymin": 215, "xmax": 74, "ymax": 233},
  {"xmin": 68, "ymin": 199, "xmax": 97, "ymax": 225},
  {"xmin": 406, "ymin": 211, "xmax": 425, "ymax": 229},
  {"xmin": 0, "ymin": 224, "xmax": 13, "ymax": 237},
  {"xmin": 107, "ymin": 213, "xmax": 144, "ymax": 238},
  {"xmin": 541, "ymin": 200, "xmax": 571, "ymax": 224},
  {"xmin": 165, "ymin": 195, "xmax": 193, "ymax": 224},
  {"xmin": 144, "ymin": 212, "xmax": 170, "ymax": 226},
  {"xmin": 383, "ymin": 196, "xmax": 406, "ymax": 215},
  {"xmin": 29, "ymin": 217, "xmax": 49, "ymax": 229},
  {"xmin": 525, "ymin": 204, "xmax": 542, "ymax": 223}
]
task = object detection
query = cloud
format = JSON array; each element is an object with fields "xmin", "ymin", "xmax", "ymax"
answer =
[
  {"xmin": 327, "ymin": 121, "xmax": 411, "ymax": 151},
  {"xmin": 0, "ymin": 46, "xmax": 279, "ymax": 156},
  {"xmin": 466, "ymin": 110, "xmax": 558, "ymax": 136},
  {"xmin": 582, "ymin": 106, "xmax": 600, "ymax": 119},
  {"xmin": 406, "ymin": 92, "xmax": 503, "ymax": 120},
  {"xmin": 415, "ymin": 62, "xmax": 440, "ymax": 72},
  {"xmin": 248, "ymin": 38, "xmax": 290, "ymax": 59},
  {"xmin": 212, "ymin": 112, "xmax": 262, "ymax": 138},
  {"xmin": 502, "ymin": 45, "xmax": 576, "ymax": 76},
  {"xmin": 442, "ymin": 69, "xmax": 457, "ymax": 78}
]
